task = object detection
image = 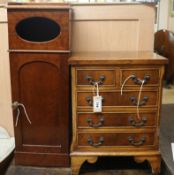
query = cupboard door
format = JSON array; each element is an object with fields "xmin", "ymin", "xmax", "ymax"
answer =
[{"xmin": 10, "ymin": 53, "xmax": 69, "ymax": 167}]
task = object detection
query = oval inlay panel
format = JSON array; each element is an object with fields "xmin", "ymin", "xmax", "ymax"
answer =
[{"xmin": 16, "ymin": 17, "xmax": 61, "ymax": 42}]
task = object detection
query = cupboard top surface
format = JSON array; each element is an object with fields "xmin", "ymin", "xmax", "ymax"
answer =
[{"xmin": 69, "ymin": 52, "xmax": 168, "ymax": 65}]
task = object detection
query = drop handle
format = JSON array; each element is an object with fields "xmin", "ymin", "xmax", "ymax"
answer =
[
  {"xmin": 85, "ymin": 75, "xmax": 105, "ymax": 85},
  {"xmin": 85, "ymin": 96, "xmax": 104, "ymax": 106},
  {"xmin": 129, "ymin": 96, "xmax": 148, "ymax": 106},
  {"xmin": 128, "ymin": 136, "xmax": 146, "ymax": 146},
  {"xmin": 128, "ymin": 116, "xmax": 147, "ymax": 127},
  {"xmin": 86, "ymin": 116, "xmax": 105, "ymax": 128},
  {"xmin": 12, "ymin": 101, "xmax": 32, "ymax": 127},
  {"xmin": 87, "ymin": 137, "xmax": 104, "ymax": 147},
  {"xmin": 131, "ymin": 74, "xmax": 150, "ymax": 85}
]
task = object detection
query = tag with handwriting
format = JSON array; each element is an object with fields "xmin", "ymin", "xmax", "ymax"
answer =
[{"xmin": 93, "ymin": 96, "xmax": 102, "ymax": 113}]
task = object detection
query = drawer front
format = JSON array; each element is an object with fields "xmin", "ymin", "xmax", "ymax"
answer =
[
  {"xmin": 8, "ymin": 9, "xmax": 70, "ymax": 50},
  {"xmin": 120, "ymin": 68, "xmax": 160, "ymax": 86},
  {"xmin": 77, "ymin": 112, "xmax": 156, "ymax": 128},
  {"xmin": 77, "ymin": 91, "xmax": 158, "ymax": 107},
  {"xmin": 78, "ymin": 133, "xmax": 154, "ymax": 147},
  {"xmin": 76, "ymin": 69, "xmax": 116, "ymax": 86}
]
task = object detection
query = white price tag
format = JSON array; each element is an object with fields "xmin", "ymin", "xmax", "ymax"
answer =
[
  {"xmin": 171, "ymin": 143, "xmax": 174, "ymax": 161},
  {"xmin": 93, "ymin": 96, "xmax": 102, "ymax": 113}
]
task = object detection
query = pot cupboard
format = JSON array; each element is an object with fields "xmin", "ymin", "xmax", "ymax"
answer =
[{"xmin": 8, "ymin": 3, "xmax": 71, "ymax": 167}]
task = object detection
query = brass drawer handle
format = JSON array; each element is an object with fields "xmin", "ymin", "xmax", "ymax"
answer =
[
  {"xmin": 131, "ymin": 74, "xmax": 150, "ymax": 85},
  {"xmin": 87, "ymin": 136, "xmax": 104, "ymax": 147},
  {"xmin": 85, "ymin": 96, "xmax": 104, "ymax": 106},
  {"xmin": 128, "ymin": 136, "xmax": 146, "ymax": 146},
  {"xmin": 86, "ymin": 116, "xmax": 105, "ymax": 128},
  {"xmin": 128, "ymin": 116, "xmax": 147, "ymax": 128},
  {"xmin": 85, "ymin": 75, "xmax": 105, "ymax": 85},
  {"xmin": 130, "ymin": 96, "xmax": 148, "ymax": 106}
]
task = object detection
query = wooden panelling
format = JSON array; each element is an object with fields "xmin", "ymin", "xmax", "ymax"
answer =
[
  {"xmin": 71, "ymin": 4, "xmax": 155, "ymax": 52},
  {"xmin": 72, "ymin": 20, "xmax": 140, "ymax": 52}
]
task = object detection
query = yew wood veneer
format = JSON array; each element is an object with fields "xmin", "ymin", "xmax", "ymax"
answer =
[{"xmin": 69, "ymin": 51, "xmax": 168, "ymax": 175}]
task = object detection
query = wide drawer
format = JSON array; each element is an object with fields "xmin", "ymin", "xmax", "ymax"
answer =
[
  {"xmin": 76, "ymin": 68, "xmax": 116, "ymax": 86},
  {"xmin": 78, "ymin": 132, "xmax": 154, "ymax": 147},
  {"xmin": 77, "ymin": 90, "xmax": 158, "ymax": 107},
  {"xmin": 120, "ymin": 68, "xmax": 160, "ymax": 86},
  {"xmin": 77, "ymin": 112, "xmax": 157, "ymax": 128}
]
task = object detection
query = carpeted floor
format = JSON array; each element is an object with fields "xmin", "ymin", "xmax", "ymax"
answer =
[
  {"xmin": 162, "ymin": 85, "xmax": 174, "ymax": 104},
  {"xmin": 160, "ymin": 103, "xmax": 174, "ymax": 175}
]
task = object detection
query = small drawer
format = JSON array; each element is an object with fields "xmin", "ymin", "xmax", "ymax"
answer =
[
  {"xmin": 78, "ymin": 132, "xmax": 154, "ymax": 147},
  {"xmin": 77, "ymin": 112, "xmax": 156, "ymax": 128},
  {"xmin": 8, "ymin": 8, "xmax": 70, "ymax": 51},
  {"xmin": 76, "ymin": 69, "xmax": 116, "ymax": 86},
  {"xmin": 120, "ymin": 68, "xmax": 160, "ymax": 86},
  {"xmin": 77, "ymin": 90, "xmax": 158, "ymax": 107}
]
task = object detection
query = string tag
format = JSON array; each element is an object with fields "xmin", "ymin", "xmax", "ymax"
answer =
[
  {"xmin": 93, "ymin": 82, "xmax": 102, "ymax": 113},
  {"xmin": 136, "ymin": 80, "xmax": 145, "ymax": 120}
]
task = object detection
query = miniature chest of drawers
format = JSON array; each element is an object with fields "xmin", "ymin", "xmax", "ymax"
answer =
[{"xmin": 69, "ymin": 52, "xmax": 168, "ymax": 175}]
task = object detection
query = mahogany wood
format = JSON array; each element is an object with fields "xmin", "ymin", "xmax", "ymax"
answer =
[
  {"xmin": 10, "ymin": 52, "xmax": 70, "ymax": 166},
  {"xmin": 8, "ymin": 3, "xmax": 71, "ymax": 167},
  {"xmin": 8, "ymin": 6, "xmax": 70, "ymax": 51}
]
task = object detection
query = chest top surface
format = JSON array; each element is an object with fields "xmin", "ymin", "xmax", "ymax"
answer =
[{"xmin": 69, "ymin": 52, "xmax": 168, "ymax": 66}]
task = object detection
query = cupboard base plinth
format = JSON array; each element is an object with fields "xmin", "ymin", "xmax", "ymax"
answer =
[{"xmin": 15, "ymin": 152, "xmax": 70, "ymax": 167}]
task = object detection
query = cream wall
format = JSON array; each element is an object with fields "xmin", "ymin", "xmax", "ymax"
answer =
[
  {"xmin": 0, "ymin": 5, "xmax": 14, "ymax": 136},
  {"xmin": 158, "ymin": 0, "xmax": 174, "ymax": 32},
  {"xmin": 168, "ymin": 17, "xmax": 174, "ymax": 32},
  {"xmin": 158, "ymin": 0, "xmax": 169, "ymax": 30},
  {"xmin": 168, "ymin": 0, "xmax": 174, "ymax": 31}
]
